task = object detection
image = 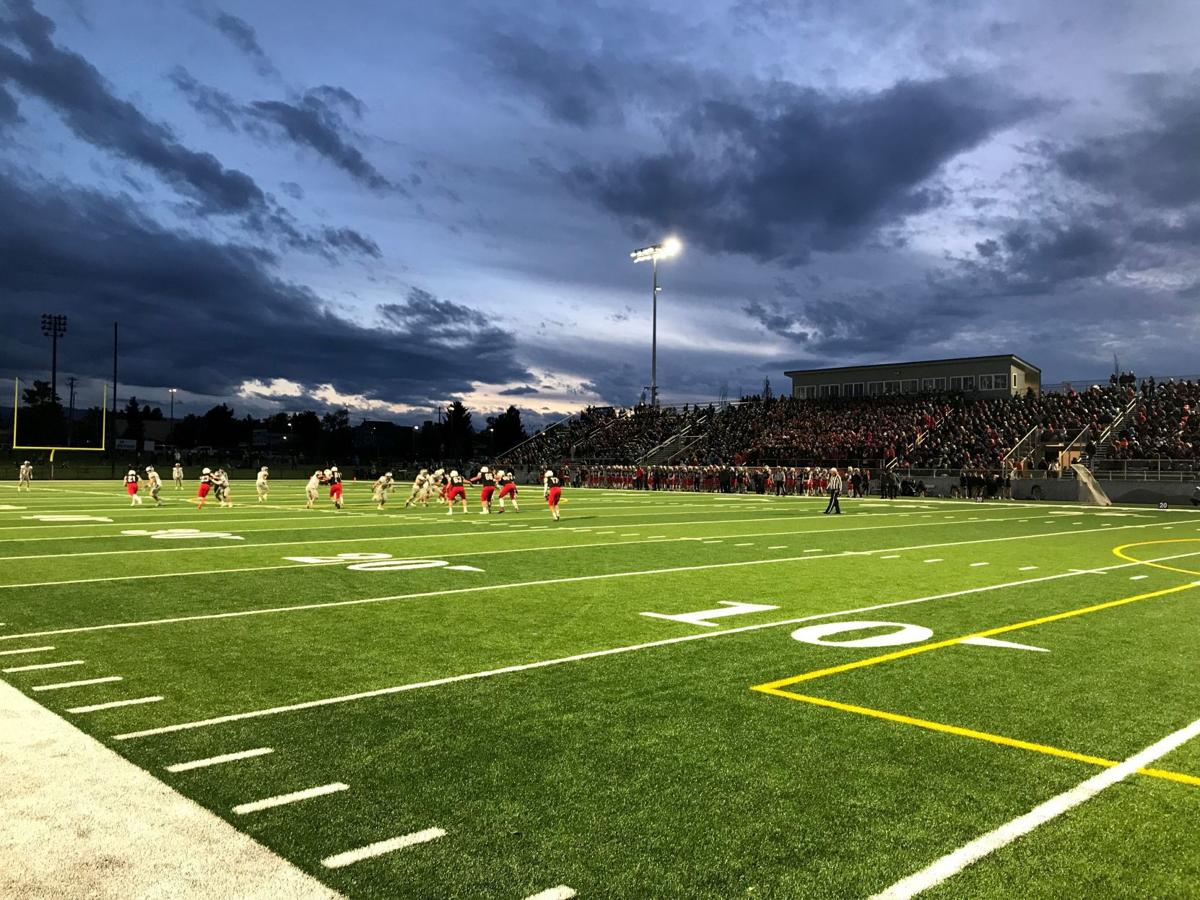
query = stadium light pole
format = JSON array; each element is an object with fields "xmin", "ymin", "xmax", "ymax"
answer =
[
  {"xmin": 40, "ymin": 313, "xmax": 67, "ymax": 408},
  {"xmin": 630, "ymin": 237, "xmax": 682, "ymax": 407},
  {"xmin": 168, "ymin": 388, "xmax": 178, "ymax": 444}
]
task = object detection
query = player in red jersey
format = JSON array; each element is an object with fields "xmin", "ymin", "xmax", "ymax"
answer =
[
  {"xmin": 496, "ymin": 470, "xmax": 520, "ymax": 513},
  {"xmin": 124, "ymin": 468, "xmax": 143, "ymax": 506},
  {"xmin": 327, "ymin": 466, "xmax": 344, "ymax": 509},
  {"xmin": 472, "ymin": 466, "xmax": 497, "ymax": 514},
  {"xmin": 196, "ymin": 467, "xmax": 212, "ymax": 509},
  {"xmin": 445, "ymin": 469, "xmax": 468, "ymax": 515},
  {"xmin": 543, "ymin": 468, "xmax": 562, "ymax": 521}
]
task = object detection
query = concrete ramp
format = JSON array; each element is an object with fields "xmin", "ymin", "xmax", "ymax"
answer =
[{"xmin": 1072, "ymin": 463, "xmax": 1113, "ymax": 506}]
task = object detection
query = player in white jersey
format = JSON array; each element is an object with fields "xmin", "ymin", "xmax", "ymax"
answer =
[
  {"xmin": 214, "ymin": 469, "xmax": 232, "ymax": 507},
  {"xmin": 18, "ymin": 460, "xmax": 32, "ymax": 491},
  {"xmin": 305, "ymin": 470, "xmax": 321, "ymax": 508},
  {"xmin": 405, "ymin": 469, "xmax": 429, "ymax": 508},
  {"xmin": 372, "ymin": 473, "xmax": 389, "ymax": 510},
  {"xmin": 428, "ymin": 468, "xmax": 447, "ymax": 505},
  {"xmin": 381, "ymin": 471, "xmax": 395, "ymax": 496},
  {"xmin": 172, "ymin": 462, "xmax": 184, "ymax": 488},
  {"xmin": 145, "ymin": 465, "xmax": 163, "ymax": 506},
  {"xmin": 256, "ymin": 466, "xmax": 270, "ymax": 502}
]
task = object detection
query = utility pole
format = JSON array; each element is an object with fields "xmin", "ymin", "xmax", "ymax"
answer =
[
  {"xmin": 111, "ymin": 321, "xmax": 119, "ymax": 478},
  {"xmin": 67, "ymin": 376, "xmax": 77, "ymax": 446}
]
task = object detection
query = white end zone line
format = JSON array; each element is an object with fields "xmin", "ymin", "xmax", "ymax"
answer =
[
  {"xmin": 5, "ymin": 519, "xmax": 1191, "ymax": 646},
  {"xmin": 321, "ymin": 827, "xmax": 445, "ymax": 868},
  {"xmin": 871, "ymin": 717, "xmax": 1200, "ymax": 900},
  {"xmin": 110, "ymin": 547, "xmax": 1198, "ymax": 740}
]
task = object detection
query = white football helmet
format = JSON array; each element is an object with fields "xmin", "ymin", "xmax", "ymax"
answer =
[
  {"xmin": 202, "ymin": 467, "xmax": 211, "ymax": 474},
  {"xmin": 545, "ymin": 470, "xmax": 554, "ymax": 478},
  {"xmin": 450, "ymin": 470, "xmax": 459, "ymax": 478}
]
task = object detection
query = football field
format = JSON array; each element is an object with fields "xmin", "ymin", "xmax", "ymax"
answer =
[{"xmin": 1, "ymin": 480, "xmax": 1198, "ymax": 898}]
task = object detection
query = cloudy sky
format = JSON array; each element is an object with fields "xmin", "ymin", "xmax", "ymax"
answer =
[{"xmin": 2, "ymin": 0, "xmax": 1199, "ymax": 424}]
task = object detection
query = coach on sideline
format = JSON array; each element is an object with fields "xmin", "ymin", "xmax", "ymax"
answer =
[{"xmin": 824, "ymin": 468, "xmax": 843, "ymax": 515}]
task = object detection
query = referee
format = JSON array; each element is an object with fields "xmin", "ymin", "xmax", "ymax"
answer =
[{"xmin": 824, "ymin": 467, "xmax": 843, "ymax": 515}]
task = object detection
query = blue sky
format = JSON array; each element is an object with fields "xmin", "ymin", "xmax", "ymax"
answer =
[{"xmin": 3, "ymin": 0, "xmax": 1199, "ymax": 424}]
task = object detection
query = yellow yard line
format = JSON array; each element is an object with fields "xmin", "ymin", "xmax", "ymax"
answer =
[{"xmin": 753, "ymin": 690, "xmax": 1200, "ymax": 788}]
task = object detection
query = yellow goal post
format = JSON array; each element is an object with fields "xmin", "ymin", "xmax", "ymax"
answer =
[{"xmin": 11, "ymin": 377, "xmax": 108, "ymax": 466}]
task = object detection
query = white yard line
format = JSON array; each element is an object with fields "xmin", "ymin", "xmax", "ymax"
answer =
[
  {"xmin": 6, "ymin": 520, "xmax": 1191, "ymax": 646},
  {"xmin": 0, "ymin": 645, "xmax": 54, "ymax": 656},
  {"xmin": 111, "ymin": 548, "xmax": 1197, "ymax": 741},
  {"xmin": 166, "ymin": 747, "xmax": 274, "ymax": 772},
  {"xmin": 0, "ymin": 508, "xmax": 1089, "ymax": 557},
  {"xmin": 969, "ymin": 562, "xmax": 990, "ymax": 567},
  {"xmin": 870, "ymin": 717, "xmax": 1200, "ymax": 900},
  {"xmin": 4, "ymin": 659, "xmax": 84, "ymax": 673},
  {"xmin": 0, "ymin": 679, "xmax": 340, "ymax": 899},
  {"xmin": 233, "ymin": 782, "xmax": 348, "ymax": 815},
  {"xmin": 1018, "ymin": 566, "xmax": 1038, "ymax": 571},
  {"xmin": 32, "ymin": 676, "xmax": 122, "ymax": 692},
  {"xmin": 68, "ymin": 696, "xmax": 163, "ymax": 714},
  {"xmin": 525, "ymin": 887, "xmax": 577, "ymax": 900},
  {"xmin": 320, "ymin": 827, "xmax": 445, "ymax": 868}
]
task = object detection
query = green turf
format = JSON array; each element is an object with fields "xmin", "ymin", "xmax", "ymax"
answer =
[{"xmin": 1, "ymin": 480, "xmax": 1198, "ymax": 898}]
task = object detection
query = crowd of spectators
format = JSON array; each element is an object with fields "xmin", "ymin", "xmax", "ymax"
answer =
[
  {"xmin": 1108, "ymin": 380, "xmax": 1200, "ymax": 460},
  {"xmin": 505, "ymin": 379, "xmax": 1200, "ymax": 476}
]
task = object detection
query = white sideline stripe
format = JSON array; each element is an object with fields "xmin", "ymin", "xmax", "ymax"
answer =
[
  {"xmin": 9, "ymin": 520, "xmax": 1192, "ymax": 646},
  {"xmin": 321, "ymin": 827, "xmax": 445, "ymax": 868},
  {"xmin": 69, "ymin": 696, "xmax": 162, "ymax": 714},
  {"xmin": 233, "ymin": 782, "xmax": 347, "ymax": 815},
  {"xmin": 165, "ymin": 747, "xmax": 274, "ymax": 772},
  {"xmin": 870, "ymin": 717, "xmax": 1200, "ymax": 900},
  {"xmin": 33, "ymin": 675, "xmax": 123, "ymax": 692},
  {"xmin": 525, "ymin": 887, "xmax": 577, "ymax": 900},
  {"xmin": 0, "ymin": 645, "xmax": 54, "ymax": 656},
  {"xmin": 110, "ymin": 549, "xmax": 1194, "ymax": 741},
  {"xmin": 4, "ymin": 659, "xmax": 84, "ymax": 673}
]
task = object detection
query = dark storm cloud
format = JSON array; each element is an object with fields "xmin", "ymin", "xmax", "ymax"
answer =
[
  {"xmin": 0, "ymin": 0, "xmax": 263, "ymax": 213},
  {"xmin": 211, "ymin": 10, "xmax": 278, "ymax": 78},
  {"xmin": 1057, "ymin": 76, "xmax": 1200, "ymax": 208},
  {"xmin": 171, "ymin": 68, "xmax": 394, "ymax": 192},
  {"xmin": 499, "ymin": 384, "xmax": 539, "ymax": 396},
  {"xmin": 571, "ymin": 74, "xmax": 1040, "ymax": 263},
  {"xmin": 484, "ymin": 31, "xmax": 622, "ymax": 128},
  {"xmin": 0, "ymin": 82, "xmax": 18, "ymax": 123},
  {"xmin": 742, "ymin": 293, "xmax": 974, "ymax": 359},
  {"xmin": 0, "ymin": 169, "xmax": 529, "ymax": 404}
]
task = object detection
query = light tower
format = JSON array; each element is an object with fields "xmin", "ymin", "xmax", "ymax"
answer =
[{"xmin": 629, "ymin": 236, "xmax": 682, "ymax": 407}]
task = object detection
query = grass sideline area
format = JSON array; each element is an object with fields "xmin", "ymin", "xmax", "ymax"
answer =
[{"xmin": 0, "ymin": 480, "xmax": 1198, "ymax": 898}]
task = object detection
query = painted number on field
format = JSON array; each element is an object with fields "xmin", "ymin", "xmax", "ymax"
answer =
[
  {"xmin": 790, "ymin": 620, "xmax": 934, "ymax": 648},
  {"xmin": 25, "ymin": 514, "xmax": 113, "ymax": 523},
  {"xmin": 122, "ymin": 528, "xmax": 244, "ymax": 541},
  {"xmin": 789, "ymin": 620, "xmax": 1048, "ymax": 653},
  {"xmin": 642, "ymin": 600, "xmax": 780, "ymax": 628},
  {"xmin": 282, "ymin": 552, "xmax": 484, "ymax": 573}
]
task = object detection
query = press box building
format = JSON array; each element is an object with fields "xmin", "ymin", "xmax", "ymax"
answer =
[{"xmin": 784, "ymin": 354, "xmax": 1041, "ymax": 400}]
